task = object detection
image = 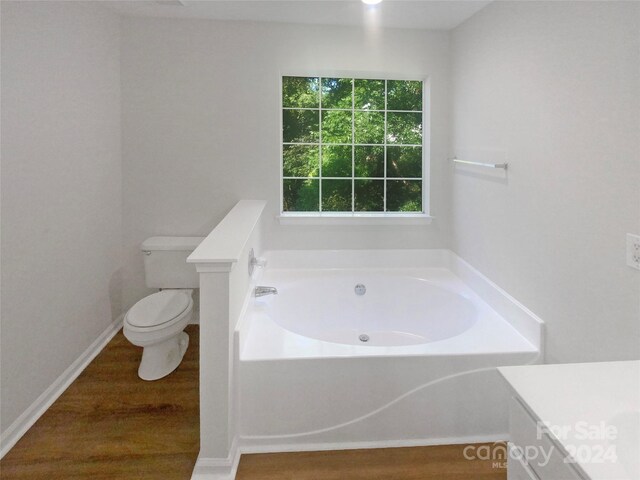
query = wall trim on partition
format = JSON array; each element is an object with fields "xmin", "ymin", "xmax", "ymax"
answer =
[
  {"xmin": 191, "ymin": 436, "xmax": 241, "ymax": 480},
  {"xmin": 0, "ymin": 314, "xmax": 125, "ymax": 459}
]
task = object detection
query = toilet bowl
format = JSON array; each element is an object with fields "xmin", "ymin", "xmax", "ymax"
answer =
[{"xmin": 123, "ymin": 289, "xmax": 193, "ymax": 381}]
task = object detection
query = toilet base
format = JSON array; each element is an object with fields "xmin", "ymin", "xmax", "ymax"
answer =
[{"xmin": 138, "ymin": 331, "xmax": 189, "ymax": 381}]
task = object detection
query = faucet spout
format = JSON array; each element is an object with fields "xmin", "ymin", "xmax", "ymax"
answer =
[{"xmin": 255, "ymin": 286, "xmax": 278, "ymax": 298}]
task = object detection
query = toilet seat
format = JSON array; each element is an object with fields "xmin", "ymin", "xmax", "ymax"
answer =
[{"xmin": 125, "ymin": 290, "xmax": 191, "ymax": 329}]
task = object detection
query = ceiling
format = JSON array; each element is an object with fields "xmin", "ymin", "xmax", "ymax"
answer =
[{"xmin": 106, "ymin": 0, "xmax": 492, "ymax": 31}]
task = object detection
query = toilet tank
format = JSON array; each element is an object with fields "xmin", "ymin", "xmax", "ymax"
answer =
[{"xmin": 141, "ymin": 236, "xmax": 205, "ymax": 289}]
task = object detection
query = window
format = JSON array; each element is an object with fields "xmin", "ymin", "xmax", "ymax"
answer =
[{"xmin": 281, "ymin": 76, "xmax": 425, "ymax": 216}]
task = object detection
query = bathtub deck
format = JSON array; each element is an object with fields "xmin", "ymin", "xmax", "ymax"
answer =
[{"xmin": 1, "ymin": 324, "xmax": 506, "ymax": 480}]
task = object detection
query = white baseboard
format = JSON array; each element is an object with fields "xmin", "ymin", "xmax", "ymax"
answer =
[
  {"xmin": 239, "ymin": 433, "xmax": 508, "ymax": 455},
  {"xmin": 0, "ymin": 314, "xmax": 124, "ymax": 459},
  {"xmin": 191, "ymin": 437, "xmax": 241, "ymax": 480},
  {"xmin": 190, "ymin": 434, "xmax": 507, "ymax": 479}
]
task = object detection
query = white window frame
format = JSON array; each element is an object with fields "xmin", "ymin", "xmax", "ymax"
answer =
[{"xmin": 278, "ymin": 71, "xmax": 432, "ymax": 226}]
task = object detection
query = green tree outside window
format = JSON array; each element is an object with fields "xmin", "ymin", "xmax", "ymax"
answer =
[{"xmin": 282, "ymin": 76, "xmax": 424, "ymax": 213}]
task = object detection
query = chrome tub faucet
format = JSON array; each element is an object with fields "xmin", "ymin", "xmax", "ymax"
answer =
[{"xmin": 255, "ymin": 286, "xmax": 278, "ymax": 297}]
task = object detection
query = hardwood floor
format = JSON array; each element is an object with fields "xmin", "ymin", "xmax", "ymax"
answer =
[
  {"xmin": 0, "ymin": 326, "xmax": 200, "ymax": 480},
  {"xmin": 236, "ymin": 445, "xmax": 507, "ymax": 480},
  {"xmin": 1, "ymin": 324, "xmax": 506, "ymax": 479}
]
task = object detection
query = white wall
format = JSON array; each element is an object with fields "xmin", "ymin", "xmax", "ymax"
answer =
[
  {"xmin": 0, "ymin": 2, "xmax": 122, "ymax": 432},
  {"xmin": 120, "ymin": 18, "xmax": 451, "ymax": 309},
  {"xmin": 451, "ymin": 1, "xmax": 640, "ymax": 363},
  {"xmin": 4, "ymin": 2, "xmax": 637, "ymax": 441}
]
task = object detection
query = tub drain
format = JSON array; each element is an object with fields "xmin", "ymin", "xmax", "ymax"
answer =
[
  {"xmin": 354, "ymin": 284, "xmax": 366, "ymax": 296},
  {"xmin": 359, "ymin": 334, "xmax": 370, "ymax": 343}
]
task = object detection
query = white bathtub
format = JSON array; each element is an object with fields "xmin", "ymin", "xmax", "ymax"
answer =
[
  {"xmin": 237, "ymin": 250, "xmax": 543, "ymax": 453},
  {"xmin": 266, "ymin": 272, "xmax": 477, "ymax": 347}
]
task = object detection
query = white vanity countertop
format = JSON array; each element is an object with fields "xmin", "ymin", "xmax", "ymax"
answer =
[{"xmin": 499, "ymin": 360, "xmax": 640, "ymax": 480}]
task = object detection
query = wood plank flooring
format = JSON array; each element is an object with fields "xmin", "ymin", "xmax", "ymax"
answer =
[
  {"xmin": 0, "ymin": 326, "xmax": 200, "ymax": 480},
  {"xmin": 236, "ymin": 445, "xmax": 507, "ymax": 480},
  {"xmin": 1, "ymin": 324, "xmax": 506, "ymax": 479}
]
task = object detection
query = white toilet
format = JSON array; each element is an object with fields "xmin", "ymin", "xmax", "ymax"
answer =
[{"xmin": 123, "ymin": 236, "xmax": 204, "ymax": 381}]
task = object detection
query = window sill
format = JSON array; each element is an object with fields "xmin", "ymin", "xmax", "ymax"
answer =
[{"xmin": 277, "ymin": 213, "xmax": 433, "ymax": 226}]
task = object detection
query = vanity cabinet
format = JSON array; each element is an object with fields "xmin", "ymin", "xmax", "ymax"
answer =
[
  {"xmin": 507, "ymin": 396, "xmax": 585, "ymax": 480},
  {"xmin": 501, "ymin": 361, "xmax": 639, "ymax": 480},
  {"xmin": 508, "ymin": 443, "xmax": 541, "ymax": 480}
]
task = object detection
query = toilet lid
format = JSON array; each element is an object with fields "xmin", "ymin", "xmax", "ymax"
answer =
[{"xmin": 126, "ymin": 290, "xmax": 190, "ymax": 328}]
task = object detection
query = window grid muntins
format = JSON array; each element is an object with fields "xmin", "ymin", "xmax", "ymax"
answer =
[
  {"xmin": 383, "ymin": 79, "xmax": 387, "ymax": 212},
  {"xmin": 282, "ymin": 76, "xmax": 423, "ymax": 214},
  {"xmin": 318, "ymin": 80, "xmax": 322, "ymax": 212},
  {"xmin": 351, "ymin": 79, "xmax": 355, "ymax": 212}
]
